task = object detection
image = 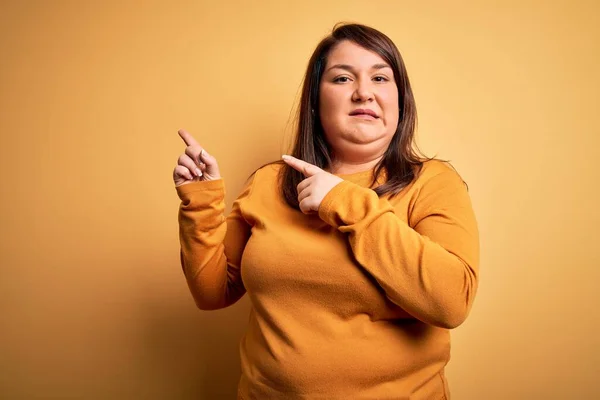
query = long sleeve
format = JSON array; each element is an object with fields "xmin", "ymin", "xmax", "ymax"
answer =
[
  {"xmin": 318, "ymin": 167, "xmax": 479, "ymax": 329},
  {"xmin": 176, "ymin": 176, "xmax": 254, "ymax": 310}
]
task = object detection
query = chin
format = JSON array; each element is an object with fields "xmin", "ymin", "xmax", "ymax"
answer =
[{"xmin": 344, "ymin": 129, "xmax": 387, "ymax": 145}]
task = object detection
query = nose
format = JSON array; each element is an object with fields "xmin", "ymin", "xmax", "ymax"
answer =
[{"xmin": 352, "ymin": 78, "xmax": 374, "ymax": 103}]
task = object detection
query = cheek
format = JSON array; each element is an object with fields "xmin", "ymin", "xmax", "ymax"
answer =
[
  {"xmin": 320, "ymin": 91, "xmax": 340, "ymax": 112},
  {"xmin": 319, "ymin": 92, "xmax": 346, "ymax": 128},
  {"xmin": 319, "ymin": 83, "xmax": 350, "ymax": 109},
  {"xmin": 382, "ymin": 92, "xmax": 400, "ymax": 126}
]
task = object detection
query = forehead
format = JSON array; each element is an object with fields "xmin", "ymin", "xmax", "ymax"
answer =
[{"xmin": 325, "ymin": 40, "xmax": 388, "ymax": 68}]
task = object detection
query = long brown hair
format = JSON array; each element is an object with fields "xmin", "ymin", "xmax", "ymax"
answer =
[{"xmin": 281, "ymin": 23, "xmax": 428, "ymax": 209}]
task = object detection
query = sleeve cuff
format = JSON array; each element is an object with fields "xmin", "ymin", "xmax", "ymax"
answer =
[
  {"xmin": 175, "ymin": 179, "xmax": 225, "ymax": 201},
  {"xmin": 318, "ymin": 181, "xmax": 378, "ymax": 228}
]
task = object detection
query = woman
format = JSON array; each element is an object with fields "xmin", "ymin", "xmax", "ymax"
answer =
[{"xmin": 173, "ymin": 23, "xmax": 479, "ymax": 400}]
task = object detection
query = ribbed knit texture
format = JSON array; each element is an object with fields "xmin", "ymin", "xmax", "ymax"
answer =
[{"xmin": 176, "ymin": 160, "xmax": 479, "ymax": 399}]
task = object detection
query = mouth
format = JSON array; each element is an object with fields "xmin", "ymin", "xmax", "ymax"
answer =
[{"xmin": 349, "ymin": 109, "xmax": 379, "ymax": 119}]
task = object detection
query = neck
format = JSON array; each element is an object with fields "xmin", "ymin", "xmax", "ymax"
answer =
[{"xmin": 329, "ymin": 154, "xmax": 383, "ymax": 175}]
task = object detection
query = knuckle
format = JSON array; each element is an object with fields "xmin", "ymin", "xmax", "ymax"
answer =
[
  {"xmin": 186, "ymin": 146, "xmax": 199, "ymax": 158},
  {"xmin": 183, "ymin": 154, "xmax": 194, "ymax": 165},
  {"xmin": 299, "ymin": 199, "xmax": 310, "ymax": 212},
  {"xmin": 174, "ymin": 166, "xmax": 187, "ymax": 177}
]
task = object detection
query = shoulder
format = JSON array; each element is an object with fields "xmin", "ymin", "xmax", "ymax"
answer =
[
  {"xmin": 233, "ymin": 161, "xmax": 283, "ymax": 204},
  {"xmin": 252, "ymin": 161, "xmax": 284, "ymax": 182},
  {"xmin": 241, "ymin": 161, "xmax": 284, "ymax": 195},
  {"xmin": 414, "ymin": 159, "xmax": 465, "ymax": 188},
  {"xmin": 407, "ymin": 159, "xmax": 469, "ymax": 201}
]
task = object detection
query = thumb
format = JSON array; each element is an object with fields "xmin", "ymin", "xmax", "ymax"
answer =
[
  {"xmin": 199, "ymin": 149, "xmax": 215, "ymax": 165},
  {"xmin": 198, "ymin": 149, "xmax": 221, "ymax": 177}
]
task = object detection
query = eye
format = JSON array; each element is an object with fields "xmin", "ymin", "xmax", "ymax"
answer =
[
  {"xmin": 333, "ymin": 76, "xmax": 351, "ymax": 83},
  {"xmin": 373, "ymin": 76, "xmax": 389, "ymax": 82}
]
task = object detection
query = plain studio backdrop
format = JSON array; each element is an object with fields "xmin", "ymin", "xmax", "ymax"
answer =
[{"xmin": 1, "ymin": 1, "xmax": 598, "ymax": 399}]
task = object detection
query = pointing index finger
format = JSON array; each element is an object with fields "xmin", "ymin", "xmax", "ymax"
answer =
[
  {"xmin": 178, "ymin": 129, "xmax": 199, "ymax": 147},
  {"xmin": 282, "ymin": 155, "xmax": 322, "ymax": 177}
]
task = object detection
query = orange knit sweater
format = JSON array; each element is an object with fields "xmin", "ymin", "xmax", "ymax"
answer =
[{"xmin": 176, "ymin": 160, "xmax": 479, "ymax": 399}]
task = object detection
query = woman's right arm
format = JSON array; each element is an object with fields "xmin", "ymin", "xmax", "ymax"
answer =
[{"xmin": 174, "ymin": 129, "xmax": 252, "ymax": 310}]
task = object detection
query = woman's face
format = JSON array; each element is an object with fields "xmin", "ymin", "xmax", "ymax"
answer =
[{"xmin": 319, "ymin": 40, "xmax": 399, "ymax": 163}]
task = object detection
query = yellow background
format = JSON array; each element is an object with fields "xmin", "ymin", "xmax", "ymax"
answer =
[{"xmin": 1, "ymin": 1, "xmax": 598, "ymax": 398}]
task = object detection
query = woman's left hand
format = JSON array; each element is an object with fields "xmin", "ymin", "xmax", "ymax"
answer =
[{"xmin": 282, "ymin": 155, "xmax": 344, "ymax": 215}]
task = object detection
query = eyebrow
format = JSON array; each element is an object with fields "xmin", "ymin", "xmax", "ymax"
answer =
[{"xmin": 325, "ymin": 63, "xmax": 391, "ymax": 73}]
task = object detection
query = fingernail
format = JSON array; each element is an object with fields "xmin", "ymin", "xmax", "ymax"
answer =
[
  {"xmin": 195, "ymin": 168, "xmax": 202, "ymax": 177},
  {"xmin": 282, "ymin": 155, "xmax": 290, "ymax": 160}
]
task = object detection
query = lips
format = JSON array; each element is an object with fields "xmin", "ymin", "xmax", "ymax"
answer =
[{"xmin": 349, "ymin": 108, "xmax": 379, "ymax": 118}]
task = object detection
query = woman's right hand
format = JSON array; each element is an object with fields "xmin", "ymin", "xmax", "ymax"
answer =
[{"xmin": 173, "ymin": 129, "xmax": 222, "ymax": 187}]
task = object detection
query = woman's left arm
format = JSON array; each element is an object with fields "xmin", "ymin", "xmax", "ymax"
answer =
[{"xmin": 318, "ymin": 169, "xmax": 480, "ymax": 329}]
